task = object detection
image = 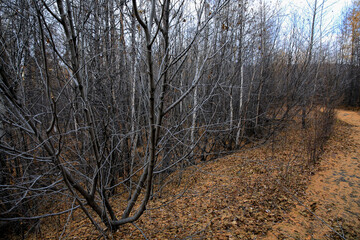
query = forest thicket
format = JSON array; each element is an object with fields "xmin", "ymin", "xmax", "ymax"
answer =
[{"xmin": 0, "ymin": 0, "xmax": 359, "ymax": 237}]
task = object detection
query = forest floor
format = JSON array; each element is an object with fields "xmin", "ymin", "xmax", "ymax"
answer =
[
  {"xmin": 31, "ymin": 109, "xmax": 360, "ymax": 239},
  {"xmin": 264, "ymin": 109, "xmax": 360, "ymax": 240}
]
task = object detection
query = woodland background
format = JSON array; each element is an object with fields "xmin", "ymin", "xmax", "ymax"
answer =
[{"xmin": 0, "ymin": 0, "xmax": 360, "ymax": 238}]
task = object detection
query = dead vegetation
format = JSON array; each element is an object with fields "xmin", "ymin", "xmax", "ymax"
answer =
[{"xmin": 13, "ymin": 108, "xmax": 358, "ymax": 239}]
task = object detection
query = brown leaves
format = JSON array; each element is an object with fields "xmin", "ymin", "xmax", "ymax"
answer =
[
  {"xmin": 32, "ymin": 117, "xmax": 337, "ymax": 239},
  {"xmin": 109, "ymin": 125, "xmax": 313, "ymax": 238}
]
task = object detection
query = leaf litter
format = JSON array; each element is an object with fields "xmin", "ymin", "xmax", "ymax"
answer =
[{"xmin": 28, "ymin": 110, "xmax": 360, "ymax": 239}]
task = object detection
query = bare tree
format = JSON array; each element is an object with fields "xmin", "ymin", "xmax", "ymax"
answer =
[{"xmin": 0, "ymin": 0, "xmax": 350, "ymax": 237}]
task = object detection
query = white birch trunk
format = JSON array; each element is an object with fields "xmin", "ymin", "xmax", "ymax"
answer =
[
  {"xmin": 236, "ymin": 1, "xmax": 245, "ymax": 145},
  {"xmin": 190, "ymin": 58, "xmax": 200, "ymax": 154},
  {"xmin": 236, "ymin": 63, "xmax": 244, "ymax": 145}
]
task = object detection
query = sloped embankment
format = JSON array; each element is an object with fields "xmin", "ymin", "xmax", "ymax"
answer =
[
  {"xmin": 265, "ymin": 109, "xmax": 360, "ymax": 239},
  {"xmin": 33, "ymin": 110, "xmax": 358, "ymax": 239},
  {"xmin": 110, "ymin": 115, "xmax": 338, "ymax": 239}
]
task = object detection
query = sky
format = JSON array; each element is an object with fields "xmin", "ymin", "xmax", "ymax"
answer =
[{"xmin": 282, "ymin": 0, "xmax": 352, "ymax": 30}]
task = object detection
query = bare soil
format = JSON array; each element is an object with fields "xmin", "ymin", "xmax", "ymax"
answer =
[{"xmin": 265, "ymin": 109, "xmax": 360, "ymax": 239}]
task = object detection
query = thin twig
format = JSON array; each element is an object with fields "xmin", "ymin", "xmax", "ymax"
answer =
[{"xmin": 132, "ymin": 222, "xmax": 148, "ymax": 240}]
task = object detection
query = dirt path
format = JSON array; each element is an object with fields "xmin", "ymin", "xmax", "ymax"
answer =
[{"xmin": 265, "ymin": 109, "xmax": 360, "ymax": 239}]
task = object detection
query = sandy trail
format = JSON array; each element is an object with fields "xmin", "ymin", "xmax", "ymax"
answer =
[{"xmin": 265, "ymin": 109, "xmax": 360, "ymax": 239}]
